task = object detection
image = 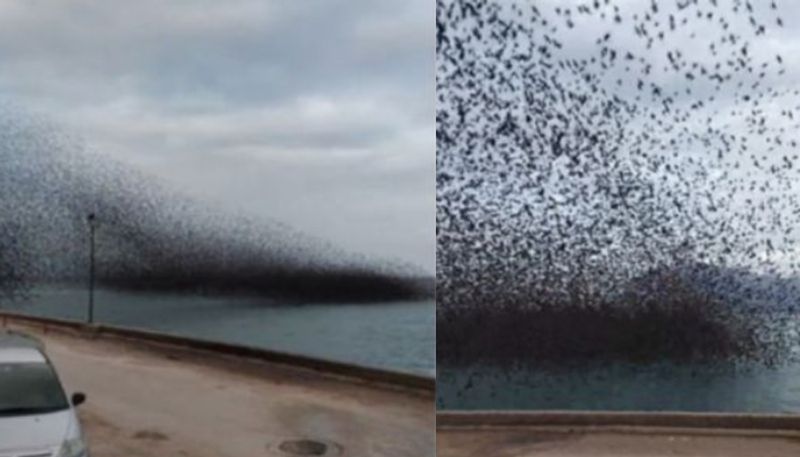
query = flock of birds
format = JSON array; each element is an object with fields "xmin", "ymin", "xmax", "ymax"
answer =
[
  {"xmin": 0, "ymin": 110, "xmax": 426, "ymax": 303},
  {"xmin": 436, "ymin": 0, "xmax": 800, "ymax": 306},
  {"xmin": 437, "ymin": 0, "xmax": 800, "ymax": 360}
]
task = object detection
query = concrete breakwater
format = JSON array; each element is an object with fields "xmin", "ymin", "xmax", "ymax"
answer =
[
  {"xmin": 437, "ymin": 411, "xmax": 800, "ymax": 457},
  {"xmin": 0, "ymin": 310, "xmax": 434, "ymax": 392},
  {"xmin": 0, "ymin": 311, "xmax": 435, "ymax": 457}
]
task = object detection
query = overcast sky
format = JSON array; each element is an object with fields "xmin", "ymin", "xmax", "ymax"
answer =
[
  {"xmin": 537, "ymin": 0, "xmax": 800, "ymax": 271},
  {"xmin": 0, "ymin": 0, "xmax": 433, "ymax": 273},
  {"xmin": 437, "ymin": 0, "xmax": 800, "ymax": 276}
]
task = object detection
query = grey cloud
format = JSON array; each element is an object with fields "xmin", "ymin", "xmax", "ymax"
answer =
[{"xmin": 0, "ymin": 0, "xmax": 433, "ymax": 272}]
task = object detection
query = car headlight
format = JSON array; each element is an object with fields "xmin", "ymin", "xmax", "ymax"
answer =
[{"xmin": 58, "ymin": 437, "xmax": 88, "ymax": 457}]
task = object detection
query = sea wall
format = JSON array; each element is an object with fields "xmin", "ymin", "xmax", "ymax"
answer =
[{"xmin": 0, "ymin": 311, "xmax": 435, "ymax": 394}]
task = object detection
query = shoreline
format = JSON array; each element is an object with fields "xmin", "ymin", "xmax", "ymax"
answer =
[
  {"xmin": 4, "ymin": 287, "xmax": 435, "ymax": 375},
  {"xmin": 0, "ymin": 311, "xmax": 435, "ymax": 392},
  {"xmin": 438, "ymin": 411, "xmax": 800, "ymax": 456},
  {"xmin": 1, "ymin": 313, "xmax": 434, "ymax": 456}
]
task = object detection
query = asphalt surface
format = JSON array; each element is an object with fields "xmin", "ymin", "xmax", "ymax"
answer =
[{"xmin": 4, "ymin": 322, "xmax": 435, "ymax": 457}]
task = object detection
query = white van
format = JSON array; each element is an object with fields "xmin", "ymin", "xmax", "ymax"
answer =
[{"xmin": 0, "ymin": 331, "xmax": 88, "ymax": 457}]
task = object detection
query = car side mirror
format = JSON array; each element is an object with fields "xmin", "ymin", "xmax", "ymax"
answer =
[{"xmin": 71, "ymin": 392, "xmax": 86, "ymax": 407}]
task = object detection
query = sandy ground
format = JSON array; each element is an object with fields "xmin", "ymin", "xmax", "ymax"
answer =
[
  {"xmin": 5, "ymin": 323, "xmax": 435, "ymax": 457},
  {"xmin": 437, "ymin": 427, "xmax": 800, "ymax": 457}
]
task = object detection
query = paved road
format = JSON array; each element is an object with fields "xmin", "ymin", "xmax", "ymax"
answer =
[
  {"xmin": 438, "ymin": 427, "xmax": 800, "ymax": 456},
  {"xmin": 5, "ymin": 322, "xmax": 435, "ymax": 457}
]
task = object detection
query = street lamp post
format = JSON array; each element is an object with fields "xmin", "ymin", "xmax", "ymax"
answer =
[{"xmin": 87, "ymin": 213, "xmax": 96, "ymax": 324}]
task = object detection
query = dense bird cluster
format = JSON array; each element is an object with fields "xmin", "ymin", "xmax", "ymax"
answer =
[
  {"xmin": 437, "ymin": 0, "xmax": 800, "ymax": 364},
  {"xmin": 0, "ymin": 110, "xmax": 429, "ymax": 303}
]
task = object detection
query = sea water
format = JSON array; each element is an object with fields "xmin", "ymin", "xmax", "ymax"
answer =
[{"xmin": 3, "ymin": 286, "xmax": 435, "ymax": 376}]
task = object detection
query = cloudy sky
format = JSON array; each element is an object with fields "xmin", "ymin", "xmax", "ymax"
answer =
[
  {"xmin": 437, "ymin": 0, "xmax": 800, "ymax": 276},
  {"xmin": 0, "ymin": 0, "xmax": 433, "ymax": 272}
]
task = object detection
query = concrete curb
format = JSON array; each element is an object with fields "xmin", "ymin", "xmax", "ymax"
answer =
[
  {"xmin": 0, "ymin": 311, "xmax": 434, "ymax": 394},
  {"xmin": 437, "ymin": 410, "xmax": 800, "ymax": 432}
]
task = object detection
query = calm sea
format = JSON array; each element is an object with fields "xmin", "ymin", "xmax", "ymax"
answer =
[
  {"xmin": 2, "ymin": 286, "xmax": 435, "ymax": 376},
  {"xmin": 439, "ymin": 312, "xmax": 800, "ymax": 413},
  {"xmin": 438, "ymin": 359, "xmax": 800, "ymax": 412}
]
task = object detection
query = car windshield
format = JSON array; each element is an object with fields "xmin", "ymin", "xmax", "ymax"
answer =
[{"xmin": 0, "ymin": 362, "xmax": 69, "ymax": 415}]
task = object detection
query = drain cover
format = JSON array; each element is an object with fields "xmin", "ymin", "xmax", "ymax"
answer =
[{"xmin": 271, "ymin": 439, "xmax": 343, "ymax": 456}]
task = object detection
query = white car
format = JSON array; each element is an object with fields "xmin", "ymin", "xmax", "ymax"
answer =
[{"xmin": 0, "ymin": 330, "xmax": 88, "ymax": 457}]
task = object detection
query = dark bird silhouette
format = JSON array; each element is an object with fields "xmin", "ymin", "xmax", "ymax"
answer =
[{"xmin": 437, "ymin": 0, "xmax": 800, "ymax": 373}]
